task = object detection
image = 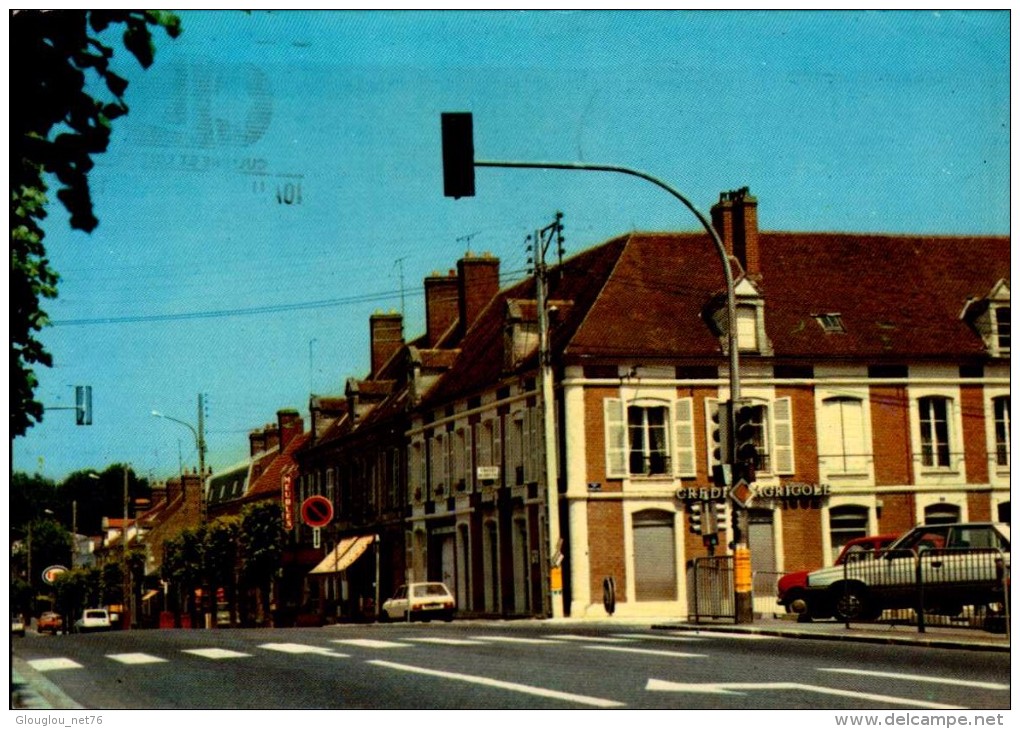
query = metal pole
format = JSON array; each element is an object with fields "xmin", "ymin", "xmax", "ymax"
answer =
[
  {"xmin": 71, "ymin": 501, "xmax": 77, "ymax": 569},
  {"xmin": 123, "ymin": 465, "xmax": 131, "ymax": 629},
  {"xmin": 475, "ymin": 159, "xmax": 751, "ymax": 623}
]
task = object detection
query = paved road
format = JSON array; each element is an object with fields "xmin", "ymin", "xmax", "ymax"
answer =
[{"xmin": 11, "ymin": 621, "xmax": 1011, "ymax": 710}]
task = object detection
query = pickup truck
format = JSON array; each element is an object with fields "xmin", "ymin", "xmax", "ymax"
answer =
[{"xmin": 804, "ymin": 522, "xmax": 1010, "ymax": 621}]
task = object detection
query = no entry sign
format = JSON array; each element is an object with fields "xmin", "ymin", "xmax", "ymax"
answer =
[{"xmin": 301, "ymin": 495, "xmax": 334, "ymax": 528}]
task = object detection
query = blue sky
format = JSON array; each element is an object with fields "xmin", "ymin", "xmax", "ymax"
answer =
[{"xmin": 12, "ymin": 10, "xmax": 1010, "ymax": 482}]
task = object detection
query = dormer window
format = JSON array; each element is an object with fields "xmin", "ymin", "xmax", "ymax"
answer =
[
  {"xmin": 813, "ymin": 313, "xmax": 846, "ymax": 334},
  {"xmin": 961, "ymin": 278, "xmax": 1009, "ymax": 357},
  {"xmin": 736, "ymin": 305, "xmax": 759, "ymax": 350},
  {"xmin": 707, "ymin": 277, "xmax": 772, "ymax": 356}
]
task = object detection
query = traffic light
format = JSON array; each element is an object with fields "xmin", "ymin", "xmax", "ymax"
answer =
[
  {"xmin": 714, "ymin": 501, "xmax": 729, "ymax": 531},
  {"xmin": 733, "ymin": 400, "xmax": 759, "ymax": 476},
  {"xmin": 710, "ymin": 400, "xmax": 733, "ymax": 465},
  {"xmin": 441, "ymin": 112, "xmax": 475, "ymax": 199},
  {"xmin": 688, "ymin": 501, "xmax": 703, "ymax": 535}
]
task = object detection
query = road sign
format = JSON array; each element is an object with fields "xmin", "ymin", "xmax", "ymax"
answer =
[
  {"xmin": 729, "ymin": 478, "xmax": 754, "ymax": 508},
  {"xmin": 42, "ymin": 565, "xmax": 68, "ymax": 585},
  {"xmin": 301, "ymin": 495, "xmax": 334, "ymax": 528}
]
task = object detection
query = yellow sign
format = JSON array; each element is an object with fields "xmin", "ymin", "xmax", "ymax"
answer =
[
  {"xmin": 549, "ymin": 566, "xmax": 562, "ymax": 592},
  {"xmin": 734, "ymin": 546, "xmax": 752, "ymax": 593}
]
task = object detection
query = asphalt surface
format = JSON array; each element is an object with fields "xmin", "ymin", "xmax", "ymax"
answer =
[{"xmin": 11, "ymin": 614, "xmax": 1008, "ymax": 710}]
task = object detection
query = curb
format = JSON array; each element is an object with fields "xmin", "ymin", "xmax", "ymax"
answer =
[
  {"xmin": 11, "ymin": 656, "xmax": 84, "ymax": 710},
  {"xmin": 652, "ymin": 623, "xmax": 1011, "ymax": 653}
]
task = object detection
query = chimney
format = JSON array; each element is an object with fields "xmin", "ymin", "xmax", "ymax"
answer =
[
  {"xmin": 263, "ymin": 423, "xmax": 280, "ymax": 452},
  {"xmin": 249, "ymin": 428, "xmax": 267, "ymax": 456},
  {"xmin": 424, "ymin": 270, "xmax": 459, "ymax": 347},
  {"xmin": 278, "ymin": 409, "xmax": 303, "ymax": 450},
  {"xmin": 457, "ymin": 252, "xmax": 500, "ymax": 337},
  {"xmin": 370, "ymin": 311, "xmax": 404, "ymax": 377},
  {"xmin": 711, "ymin": 187, "xmax": 760, "ymax": 277}
]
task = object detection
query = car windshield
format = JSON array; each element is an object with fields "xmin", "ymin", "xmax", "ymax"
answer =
[{"xmin": 85, "ymin": 611, "xmax": 106, "ymax": 619}]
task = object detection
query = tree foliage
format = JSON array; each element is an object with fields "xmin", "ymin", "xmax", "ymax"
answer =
[
  {"xmin": 10, "ymin": 10, "xmax": 181, "ymax": 437},
  {"xmin": 241, "ymin": 502, "xmax": 284, "ymax": 622}
]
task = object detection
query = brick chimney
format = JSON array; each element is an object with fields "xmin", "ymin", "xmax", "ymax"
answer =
[
  {"xmin": 424, "ymin": 270, "xmax": 459, "ymax": 347},
  {"xmin": 278, "ymin": 409, "xmax": 303, "ymax": 450},
  {"xmin": 370, "ymin": 311, "xmax": 404, "ymax": 377},
  {"xmin": 711, "ymin": 187, "xmax": 760, "ymax": 277},
  {"xmin": 457, "ymin": 252, "xmax": 500, "ymax": 337},
  {"xmin": 263, "ymin": 423, "xmax": 280, "ymax": 452},
  {"xmin": 249, "ymin": 428, "xmax": 267, "ymax": 456}
]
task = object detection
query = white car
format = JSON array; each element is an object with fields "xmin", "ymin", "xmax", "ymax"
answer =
[
  {"xmin": 11, "ymin": 615, "xmax": 26, "ymax": 637},
  {"xmin": 380, "ymin": 582, "xmax": 455, "ymax": 622},
  {"xmin": 804, "ymin": 522, "xmax": 1010, "ymax": 621},
  {"xmin": 74, "ymin": 609, "xmax": 112, "ymax": 633}
]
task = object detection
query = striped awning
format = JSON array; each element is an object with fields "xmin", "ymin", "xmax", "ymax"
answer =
[{"xmin": 308, "ymin": 535, "xmax": 375, "ymax": 575}]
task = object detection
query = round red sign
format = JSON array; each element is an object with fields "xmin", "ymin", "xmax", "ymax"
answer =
[{"xmin": 301, "ymin": 495, "xmax": 334, "ymax": 528}]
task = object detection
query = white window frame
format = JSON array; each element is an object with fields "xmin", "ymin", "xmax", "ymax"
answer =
[
  {"xmin": 992, "ymin": 304, "xmax": 1010, "ymax": 356},
  {"xmin": 705, "ymin": 395, "xmax": 794, "ymax": 478},
  {"xmin": 815, "ymin": 389, "xmax": 873, "ymax": 481},
  {"xmin": 909, "ymin": 386, "xmax": 965, "ymax": 483},
  {"xmin": 985, "ymin": 388, "xmax": 1010, "ymax": 485}
]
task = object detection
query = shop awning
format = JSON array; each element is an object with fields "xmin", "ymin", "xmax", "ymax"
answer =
[{"xmin": 308, "ymin": 535, "xmax": 375, "ymax": 576}]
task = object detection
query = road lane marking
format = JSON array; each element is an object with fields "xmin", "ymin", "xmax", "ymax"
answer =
[
  {"xmin": 259, "ymin": 643, "xmax": 350, "ymax": 657},
  {"xmin": 182, "ymin": 648, "xmax": 252, "ymax": 660},
  {"xmin": 369, "ymin": 660, "xmax": 625, "ymax": 707},
  {"xmin": 403, "ymin": 637, "xmax": 487, "ymax": 646},
  {"xmin": 665, "ymin": 631, "xmax": 774, "ymax": 640},
  {"xmin": 468, "ymin": 635, "xmax": 561, "ymax": 645},
  {"xmin": 818, "ymin": 668, "xmax": 1010, "ymax": 691},
  {"xmin": 610, "ymin": 633, "xmax": 708, "ymax": 643},
  {"xmin": 646, "ymin": 679, "xmax": 966, "ymax": 709},
  {"xmin": 548, "ymin": 634, "xmax": 632, "ymax": 643},
  {"xmin": 106, "ymin": 653, "xmax": 168, "ymax": 665},
  {"xmin": 587, "ymin": 645, "xmax": 707, "ymax": 658},
  {"xmin": 27, "ymin": 658, "xmax": 82, "ymax": 672},
  {"xmin": 330, "ymin": 638, "xmax": 409, "ymax": 649}
]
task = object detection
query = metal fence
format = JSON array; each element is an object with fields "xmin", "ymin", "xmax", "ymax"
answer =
[
  {"xmin": 840, "ymin": 547, "xmax": 1010, "ymax": 633},
  {"xmin": 687, "ymin": 556, "xmax": 734, "ymax": 622}
]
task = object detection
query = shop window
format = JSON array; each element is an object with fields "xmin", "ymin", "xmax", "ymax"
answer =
[
  {"xmin": 632, "ymin": 510, "xmax": 676, "ymax": 601},
  {"xmin": 924, "ymin": 503, "xmax": 960, "ymax": 525},
  {"xmin": 829, "ymin": 505, "xmax": 869, "ymax": 562}
]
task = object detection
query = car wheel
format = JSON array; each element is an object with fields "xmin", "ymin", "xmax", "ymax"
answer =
[
  {"xmin": 443, "ymin": 611, "xmax": 453, "ymax": 622},
  {"xmin": 832, "ymin": 584, "xmax": 870, "ymax": 622},
  {"xmin": 378, "ymin": 610, "xmax": 389, "ymax": 623}
]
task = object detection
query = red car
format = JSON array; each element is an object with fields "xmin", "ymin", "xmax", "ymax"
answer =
[
  {"xmin": 37, "ymin": 611, "xmax": 64, "ymax": 634},
  {"xmin": 777, "ymin": 534, "xmax": 898, "ymax": 621}
]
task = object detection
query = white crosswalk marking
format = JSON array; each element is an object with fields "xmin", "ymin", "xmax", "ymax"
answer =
[
  {"xmin": 818, "ymin": 668, "xmax": 1010, "ymax": 690},
  {"xmin": 28, "ymin": 658, "xmax": 82, "ymax": 672},
  {"xmin": 665, "ymin": 631, "xmax": 774, "ymax": 640},
  {"xmin": 107, "ymin": 653, "xmax": 168, "ymax": 665},
  {"xmin": 259, "ymin": 643, "xmax": 349, "ymax": 657},
  {"xmin": 182, "ymin": 648, "xmax": 251, "ymax": 659},
  {"xmin": 548, "ymin": 634, "xmax": 632, "ymax": 643},
  {"xmin": 331, "ymin": 638, "xmax": 409, "ymax": 649},
  {"xmin": 403, "ymin": 637, "xmax": 487, "ymax": 646},
  {"xmin": 469, "ymin": 635, "xmax": 560, "ymax": 645},
  {"xmin": 610, "ymin": 633, "xmax": 708, "ymax": 642},
  {"xmin": 587, "ymin": 645, "xmax": 707, "ymax": 658}
]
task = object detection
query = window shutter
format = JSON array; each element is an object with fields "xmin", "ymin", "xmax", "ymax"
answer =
[
  {"xmin": 493, "ymin": 417, "xmax": 502, "ymax": 482},
  {"xmin": 772, "ymin": 396, "xmax": 795, "ymax": 475},
  {"xmin": 674, "ymin": 397, "xmax": 696, "ymax": 477},
  {"xmin": 522, "ymin": 409, "xmax": 533, "ymax": 483},
  {"xmin": 465, "ymin": 425, "xmax": 474, "ymax": 489},
  {"xmin": 605, "ymin": 398, "xmax": 626, "ymax": 478}
]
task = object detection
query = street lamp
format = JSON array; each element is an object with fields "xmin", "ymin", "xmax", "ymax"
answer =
[
  {"xmin": 152, "ymin": 397, "xmax": 207, "ymax": 523},
  {"xmin": 441, "ymin": 112, "xmax": 751, "ymax": 622}
]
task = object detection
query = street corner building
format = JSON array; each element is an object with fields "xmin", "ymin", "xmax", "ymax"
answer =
[{"xmin": 164, "ymin": 187, "xmax": 1009, "ymax": 624}]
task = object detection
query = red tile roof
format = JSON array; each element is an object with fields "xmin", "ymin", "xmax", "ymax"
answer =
[{"xmin": 243, "ymin": 430, "xmax": 311, "ymax": 502}]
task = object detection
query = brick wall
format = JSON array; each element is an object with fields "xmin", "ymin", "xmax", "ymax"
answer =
[
  {"xmin": 779, "ymin": 500, "xmax": 824, "ymax": 571},
  {"xmin": 870, "ymin": 385, "xmax": 913, "ymax": 485},
  {"xmin": 587, "ymin": 499, "xmax": 625, "ymax": 603},
  {"xmin": 584, "ymin": 387, "xmax": 619, "ymax": 491},
  {"xmin": 878, "ymin": 493, "xmax": 915, "ymax": 535},
  {"xmin": 777, "ymin": 385, "xmax": 818, "ymax": 484},
  {"xmin": 960, "ymin": 384, "xmax": 989, "ymax": 484}
]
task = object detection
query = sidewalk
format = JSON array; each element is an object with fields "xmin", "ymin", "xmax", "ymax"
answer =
[{"xmin": 652, "ymin": 614, "xmax": 1011, "ymax": 652}]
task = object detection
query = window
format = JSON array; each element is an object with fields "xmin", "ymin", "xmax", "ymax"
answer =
[
  {"xmin": 994, "ymin": 396, "xmax": 1010, "ymax": 468},
  {"xmin": 814, "ymin": 313, "xmax": 846, "ymax": 334},
  {"xmin": 924, "ymin": 503, "xmax": 960, "ymax": 525},
  {"xmin": 605, "ymin": 399, "xmax": 688, "ymax": 478},
  {"xmin": 705, "ymin": 397, "xmax": 794, "ymax": 476},
  {"xmin": 819, "ymin": 397, "xmax": 868, "ymax": 474},
  {"xmin": 994, "ymin": 306, "xmax": 1010, "ymax": 353},
  {"xmin": 736, "ymin": 305, "xmax": 759, "ymax": 350},
  {"xmin": 829, "ymin": 505, "xmax": 869, "ymax": 562},
  {"xmin": 628, "ymin": 404, "xmax": 670, "ymax": 475},
  {"xmin": 918, "ymin": 396, "xmax": 951, "ymax": 468}
]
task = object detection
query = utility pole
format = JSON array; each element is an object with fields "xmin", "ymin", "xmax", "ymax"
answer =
[
  {"xmin": 532, "ymin": 212, "xmax": 566, "ymax": 619},
  {"xmin": 123, "ymin": 465, "xmax": 132, "ymax": 629},
  {"xmin": 71, "ymin": 501, "xmax": 77, "ymax": 569}
]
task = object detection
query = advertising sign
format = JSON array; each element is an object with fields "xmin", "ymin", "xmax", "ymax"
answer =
[{"xmin": 281, "ymin": 471, "xmax": 295, "ymax": 531}]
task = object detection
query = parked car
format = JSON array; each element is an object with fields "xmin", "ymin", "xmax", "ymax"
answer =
[
  {"xmin": 11, "ymin": 614, "xmax": 26, "ymax": 637},
  {"xmin": 37, "ymin": 611, "xmax": 64, "ymax": 634},
  {"xmin": 777, "ymin": 533, "xmax": 899, "ymax": 620},
  {"xmin": 804, "ymin": 522, "xmax": 1010, "ymax": 621},
  {"xmin": 380, "ymin": 582, "xmax": 455, "ymax": 622},
  {"xmin": 74, "ymin": 609, "xmax": 112, "ymax": 633}
]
